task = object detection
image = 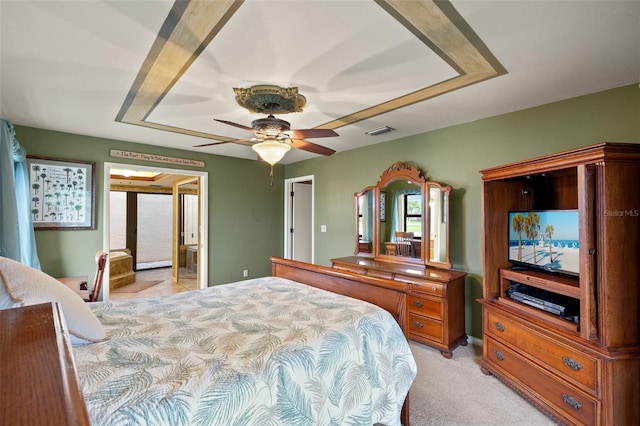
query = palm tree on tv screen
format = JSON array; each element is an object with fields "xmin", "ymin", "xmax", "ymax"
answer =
[
  {"xmin": 545, "ymin": 224, "xmax": 554, "ymax": 262},
  {"xmin": 525, "ymin": 212, "xmax": 541, "ymax": 264},
  {"xmin": 512, "ymin": 213, "xmax": 525, "ymax": 261}
]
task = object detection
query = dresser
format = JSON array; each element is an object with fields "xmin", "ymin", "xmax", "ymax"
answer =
[
  {"xmin": 331, "ymin": 256, "xmax": 467, "ymax": 358},
  {"xmin": 0, "ymin": 302, "xmax": 90, "ymax": 425}
]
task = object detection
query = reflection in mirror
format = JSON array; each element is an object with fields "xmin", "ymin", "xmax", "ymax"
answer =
[
  {"xmin": 380, "ymin": 180, "xmax": 422, "ymax": 259},
  {"xmin": 427, "ymin": 183, "xmax": 451, "ymax": 267},
  {"xmin": 355, "ymin": 188, "xmax": 374, "ymax": 255}
]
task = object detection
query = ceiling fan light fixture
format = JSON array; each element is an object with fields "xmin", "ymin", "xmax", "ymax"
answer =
[{"xmin": 251, "ymin": 138, "xmax": 291, "ymax": 166}]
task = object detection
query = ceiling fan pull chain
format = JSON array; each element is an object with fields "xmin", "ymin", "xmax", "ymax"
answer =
[{"xmin": 270, "ymin": 165, "xmax": 274, "ymax": 186}]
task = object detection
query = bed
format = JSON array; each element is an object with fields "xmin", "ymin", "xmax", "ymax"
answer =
[{"xmin": 71, "ymin": 257, "xmax": 416, "ymax": 426}]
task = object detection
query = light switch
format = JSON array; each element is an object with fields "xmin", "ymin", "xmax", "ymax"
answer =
[{"xmin": 321, "ymin": 225, "xmax": 327, "ymax": 232}]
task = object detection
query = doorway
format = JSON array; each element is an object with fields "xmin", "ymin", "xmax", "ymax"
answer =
[
  {"xmin": 103, "ymin": 162, "xmax": 208, "ymax": 300},
  {"xmin": 284, "ymin": 175, "xmax": 314, "ymax": 263},
  {"xmin": 173, "ymin": 177, "xmax": 199, "ymax": 288}
]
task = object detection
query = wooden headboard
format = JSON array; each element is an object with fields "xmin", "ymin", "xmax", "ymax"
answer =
[{"xmin": 270, "ymin": 256, "xmax": 410, "ymax": 339}]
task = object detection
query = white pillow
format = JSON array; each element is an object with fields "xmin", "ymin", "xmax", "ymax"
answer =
[{"xmin": 0, "ymin": 256, "xmax": 107, "ymax": 345}]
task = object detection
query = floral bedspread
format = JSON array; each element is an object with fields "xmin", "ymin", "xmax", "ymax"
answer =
[{"xmin": 73, "ymin": 276, "xmax": 416, "ymax": 426}]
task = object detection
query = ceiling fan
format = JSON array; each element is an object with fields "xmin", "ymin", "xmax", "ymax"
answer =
[{"xmin": 194, "ymin": 102, "xmax": 338, "ymax": 163}]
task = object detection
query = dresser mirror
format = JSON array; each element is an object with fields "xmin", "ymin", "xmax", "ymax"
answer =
[
  {"xmin": 355, "ymin": 187, "xmax": 375, "ymax": 256},
  {"xmin": 427, "ymin": 182, "xmax": 451, "ymax": 267},
  {"xmin": 354, "ymin": 162, "xmax": 452, "ymax": 269}
]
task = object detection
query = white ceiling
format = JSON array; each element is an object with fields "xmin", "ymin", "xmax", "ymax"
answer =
[{"xmin": 1, "ymin": 0, "xmax": 638, "ymax": 164}]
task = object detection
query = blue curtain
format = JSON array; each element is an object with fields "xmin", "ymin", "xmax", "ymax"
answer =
[{"xmin": 0, "ymin": 118, "xmax": 41, "ymax": 268}]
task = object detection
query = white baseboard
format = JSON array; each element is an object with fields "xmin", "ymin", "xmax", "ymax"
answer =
[{"xmin": 468, "ymin": 335, "xmax": 482, "ymax": 347}]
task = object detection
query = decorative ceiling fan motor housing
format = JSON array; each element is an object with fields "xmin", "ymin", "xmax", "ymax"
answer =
[
  {"xmin": 233, "ymin": 85, "xmax": 306, "ymax": 115},
  {"xmin": 251, "ymin": 115, "xmax": 291, "ymax": 136}
]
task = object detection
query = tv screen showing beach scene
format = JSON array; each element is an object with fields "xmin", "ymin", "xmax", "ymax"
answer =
[{"xmin": 508, "ymin": 210, "xmax": 579, "ymax": 275}]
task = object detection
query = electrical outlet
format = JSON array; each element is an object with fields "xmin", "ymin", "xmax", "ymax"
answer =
[{"xmin": 243, "ymin": 270, "xmax": 248, "ymax": 278}]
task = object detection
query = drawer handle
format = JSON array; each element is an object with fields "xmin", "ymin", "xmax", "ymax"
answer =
[
  {"xmin": 493, "ymin": 350, "xmax": 505, "ymax": 361},
  {"xmin": 431, "ymin": 286, "xmax": 437, "ymax": 291},
  {"xmin": 494, "ymin": 322, "xmax": 506, "ymax": 332},
  {"xmin": 413, "ymin": 321, "xmax": 424, "ymax": 329},
  {"xmin": 562, "ymin": 394, "xmax": 582, "ymax": 410},
  {"xmin": 562, "ymin": 356, "xmax": 583, "ymax": 371},
  {"xmin": 413, "ymin": 300, "xmax": 424, "ymax": 308}
]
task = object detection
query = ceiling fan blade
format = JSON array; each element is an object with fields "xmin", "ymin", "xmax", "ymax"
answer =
[
  {"xmin": 193, "ymin": 140, "xmax": 231, "ymax": 148},
  {"xmin": 214, "ymin": 118, "xmax": 255, "ymax": 132},
  {"xmin": 194, "ymin": 138, "xmax": 254, "ymax": 148},
  {"xmin": 288, "ymin": 128, "xmax": 338, "ymax": 139},
  {"xmin": 291, "ymin": 139, "xmax": 336, "ymax": 156}
]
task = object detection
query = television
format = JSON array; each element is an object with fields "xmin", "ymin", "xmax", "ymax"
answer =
[{"xmin": 508, "ymin": 210, "xmax": 580, "ymax": 276}]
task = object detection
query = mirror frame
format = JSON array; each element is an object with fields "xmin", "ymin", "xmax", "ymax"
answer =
[
  {"xmin": 374, "ymin": 162, "xmax": 427, "ymax": 265},
  {"xmin": 354, "ymin": 162, "xmax": 452, "ymax": 269},
  {"xmin": 354, "ymin": 186, "xmax": 375, "ymax": 257}
]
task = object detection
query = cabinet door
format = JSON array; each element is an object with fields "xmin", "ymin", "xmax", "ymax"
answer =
[{"xmin": 578, "ymin": 164, "xmax": 598, "ymax": 340}]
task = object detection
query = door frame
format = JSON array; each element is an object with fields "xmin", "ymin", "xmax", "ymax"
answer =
[
  {"xmin": 283, "ymin": 175, "xmax": 314, "ymax": 262},
  {"xmin": 103, "ymin": 162, "xmax": 208, "ymax": 299}
]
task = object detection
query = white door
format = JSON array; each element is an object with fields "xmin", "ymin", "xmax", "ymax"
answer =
[
  {"xmin": 291, "ymin": 182, "xmax": 312, "ymax": 262},
  {"xmin": 284, "ymin": 176, "xmax": 314, "ymax": 263}
]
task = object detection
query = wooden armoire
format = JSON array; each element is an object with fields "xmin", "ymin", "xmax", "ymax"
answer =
[{"xmin": 478, "ymin": 142, "xmax": 640, "ymax": 425}]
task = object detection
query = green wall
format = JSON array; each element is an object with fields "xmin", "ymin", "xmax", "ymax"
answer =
[
  {"xmin": 14, "ymin": 126, "xmax": 285, "ymax": 285},
  {"xmin": 284, "ymin": 83, "xmax": 640, "ymax": 338}
]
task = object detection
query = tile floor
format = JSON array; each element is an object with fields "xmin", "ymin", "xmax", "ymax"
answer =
[{"xmin": 109, "ymin": 267, "xmax": 197, "ymax": 301}]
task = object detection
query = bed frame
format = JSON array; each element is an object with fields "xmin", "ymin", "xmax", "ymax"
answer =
[{"xmin": 270, "ymin": 256, "xmax": 412, "ymax": 425}]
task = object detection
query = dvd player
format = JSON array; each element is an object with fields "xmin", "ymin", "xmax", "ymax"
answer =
[{"xmin": 507, "ymin": 283, "xmax": 579, "ymax": 321}]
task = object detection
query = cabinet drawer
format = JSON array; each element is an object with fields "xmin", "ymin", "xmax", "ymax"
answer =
[
  {"xmin": 409, "ymin": 314, "xmax": 443, "ymax": 343},
  {"xmin": 485, "ymin": 310, "xmax": 598, "ymax": 392},
  {"xmin": 408, "ymin": 295, "xmax": 442, "ymax": 319},
  {"xmin": 408, "ymin": 280, "xmax": 443, "ymax": 297},
  {"xmin": 486, "ymin": 338, "xmax": 597, "ymax": 426}
]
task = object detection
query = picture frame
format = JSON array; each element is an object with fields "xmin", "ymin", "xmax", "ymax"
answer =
[
  {"xmin": 26, "ymin": 156, "xmax": 95, "ymax": 230},
  {"xmin": 379, "ymin": 191, "xmax": 386, "ymax": 222}
]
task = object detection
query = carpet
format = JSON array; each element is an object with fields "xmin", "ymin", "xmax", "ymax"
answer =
[
  {"xmin": 408, "ymin": 340, "xmax": 556, "ymax": 425},
  {"xmin": 112, "ymin": 280, "xmax": 163, "ymax": 293}
]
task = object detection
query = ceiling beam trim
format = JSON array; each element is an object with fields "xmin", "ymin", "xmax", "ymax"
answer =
[
  {"xmin": 115, "ymin": 0, "xmax": 243, "ymax": 141},
  {"xmin": 317, "ymin": 0, "xmax": 507, "ymax": 129}
]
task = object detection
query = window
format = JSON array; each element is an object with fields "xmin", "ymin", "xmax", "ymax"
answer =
[{"xmin": 404, "ymin": 193, "xmax": 422, "ymax": 238}]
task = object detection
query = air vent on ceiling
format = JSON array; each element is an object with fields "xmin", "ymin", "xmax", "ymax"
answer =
[{"xmin": 364, "ymin": 126, "xmax": 395, "ymax": 136}]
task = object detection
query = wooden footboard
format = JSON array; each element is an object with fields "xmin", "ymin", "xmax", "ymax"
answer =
[{"xmin": 270, "ymin": 256, "xmax": 412, "ymax": 425}]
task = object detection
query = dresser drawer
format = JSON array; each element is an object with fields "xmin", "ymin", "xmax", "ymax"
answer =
[
  {"xmin": 332, "ymin": 264, "xmax": 365, "ymax": 275},
  {"xmin": 365, "ymin": 269, "xmax": 394, "ymax": 279},
  {"xmin": 485, "ymin": 310, "xmax": 598, "ymax": 393},
  {"xmin": 409, "ymin": 314, "xmax": 443, "ymax": 343},
  {"xmin": 408, "ymin": 295, "xmax": 442, "ymax": 319},
  {"xmin": 408, "ymin": 280, "xmax": 443, "ymax": 297},
  {"xmin": 486, "ymin": 338, "xmax": 597, "ymax": 426}
]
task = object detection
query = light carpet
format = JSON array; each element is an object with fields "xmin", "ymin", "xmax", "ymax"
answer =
[{"xmin": 408, "ymin": 340, "xmax": 557, "ymax": 425}]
